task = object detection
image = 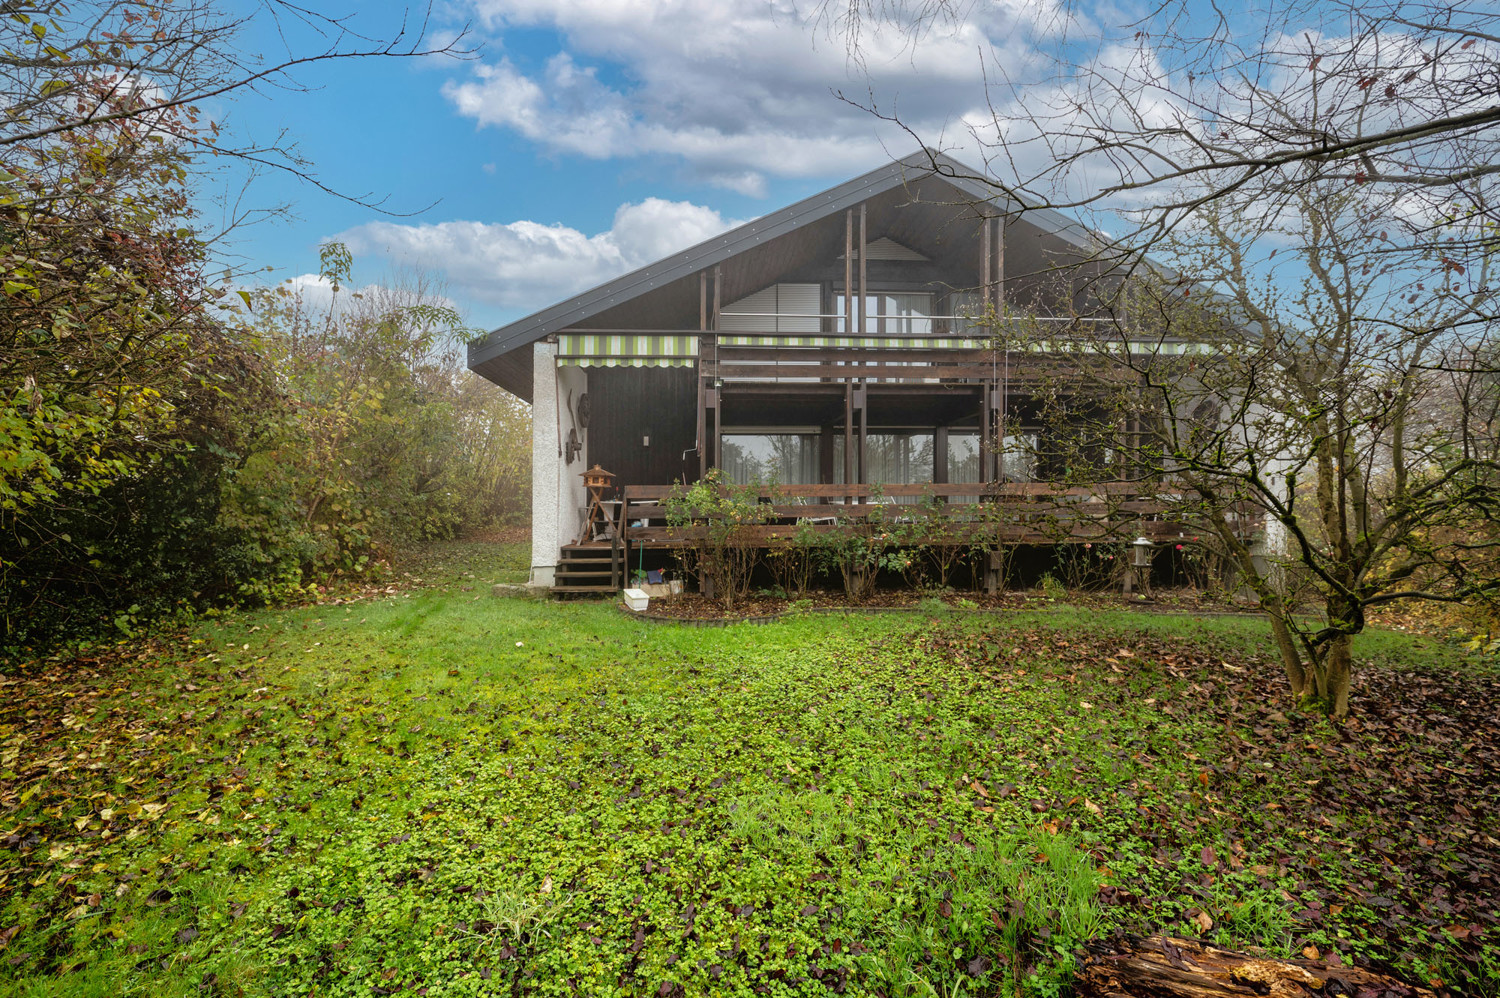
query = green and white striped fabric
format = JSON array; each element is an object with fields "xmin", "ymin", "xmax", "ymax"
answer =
[
  {"xmin": 553, "ymin": 332, "xmax": 1211, "ymax": 367},
  {"xmin": 556, "ymin": 334, "xmax": 697, "ymax": 368},
  {"xmin": 717, "ymin": 334, "xmax": 987, "ymax": 349}
]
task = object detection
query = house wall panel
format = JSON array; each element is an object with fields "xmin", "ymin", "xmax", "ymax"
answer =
[{"xmin": 586, "ymin": 367, "xmax": 700, "ymax": 490}]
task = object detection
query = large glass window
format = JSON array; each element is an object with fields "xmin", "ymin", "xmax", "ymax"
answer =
[
  {"xmin": 866, "ymin": 432, "xmax": 934, "ymax": 485},
  {"xmin": 945, "ymin": 430, "xmax": 1038, "ymax": 487},
  {"xmin": 947, "ymin": 432, "xmax": 982, "ymax": 483},
  {"xmin": 721, "ymin": 432, "xmax": 820, "ymax": 485},
  {"xmin": 832, "ymin": 432, "xmax": 934, "ymax": 488},
  {"xmin": 998, "ymin": 432, "xmax": 1038, "ymax": 483},
  {"xmin": 836, "ymin": 293, "xmax": 932, "ymax": 335}
]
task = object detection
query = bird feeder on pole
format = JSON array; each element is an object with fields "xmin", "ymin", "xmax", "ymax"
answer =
[
  {"xmin": 576, "ymin": 465, "xmax": 618, "ymax": 545},
  {"xmin": 1125, "ymin": 536, "xmax": 1153, "ymax": 596}
]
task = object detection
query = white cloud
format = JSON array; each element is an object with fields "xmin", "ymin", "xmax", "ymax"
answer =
[
  {"xmin": 250, "ymin": 274, "xmax": 463, "ymax": 323},
  {"xmin": 442, "ymin": 0, "xmax": 1050, "ymax": 192},
  {"xmin": 337, "ymin": 197, "xmax": 740, "ymax": 311}
]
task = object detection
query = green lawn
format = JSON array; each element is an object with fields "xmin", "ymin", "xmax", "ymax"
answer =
[{"xmin": 0, "ymin": 554, "xmax": 1495, "ymax": 997}]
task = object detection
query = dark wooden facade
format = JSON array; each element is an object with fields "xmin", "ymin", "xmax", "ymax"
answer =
[
  {"xmin": 467, "ymin": 152, "xmax": 1232, "ymax": 591},
  {"xmin": 584, "ymin": 367, "xmax": 699, "ymax": 492}
]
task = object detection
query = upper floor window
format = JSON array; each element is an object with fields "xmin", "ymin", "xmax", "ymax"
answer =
[
  {"xmin": 835, "ymin": 292, "xmax": 932, "ymax": 336},
  {"xmin": 720, "ymin": 284, "xmax": 820, "ymax": 334}
]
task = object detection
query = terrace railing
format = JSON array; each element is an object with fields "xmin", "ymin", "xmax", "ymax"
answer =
[{"xmin": 616, "ymin": 482, "xmax": 1262, "ymax": 549}]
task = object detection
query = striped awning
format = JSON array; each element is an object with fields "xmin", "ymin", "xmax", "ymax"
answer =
[
  {"xmin": 719, "ymin": 334, "xmax": 987, "ymax": 349},
  {"xmin": 554, "ymin": 332, "xmax": 1212, "ymax": 366},
  {"xmin": 557, "ymin": 334, "xmax": 697, "ymax": 368}
]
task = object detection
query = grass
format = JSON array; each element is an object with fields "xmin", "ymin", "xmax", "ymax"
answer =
[
  {"xmin": 385, "ymin": 537, "xmax": 531, "ymax": 587},
  {"xmin": 0, "ymin": 548, "xmax": 1494, "ymax": 997}
]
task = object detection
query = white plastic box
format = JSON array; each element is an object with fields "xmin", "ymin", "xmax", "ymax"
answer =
[{"xmin": 623, "ymin": 588, "xmax": 649, "ymax": 612}]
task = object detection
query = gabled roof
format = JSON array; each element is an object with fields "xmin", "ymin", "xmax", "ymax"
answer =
[{"xmin": 468, "ymin": 149, "xmax": 1106, "ymax": 395}]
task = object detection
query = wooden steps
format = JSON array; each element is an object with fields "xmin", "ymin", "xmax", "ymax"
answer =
[{"xmin": 551, "ymin": 544, "xmax": 622, "ymax": 597}]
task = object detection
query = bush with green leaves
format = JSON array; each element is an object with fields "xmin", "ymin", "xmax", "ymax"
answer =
[
  {"xmin": 765, "ymin": 518, "xmax": 820, "ymax": 599},
  {"xmin": 814, "ymin": 497, "xmax": 916, "ymax": 600},
  {"xmin": 664, "ymin": 469, "xmax": 772, "ymax": 608}
]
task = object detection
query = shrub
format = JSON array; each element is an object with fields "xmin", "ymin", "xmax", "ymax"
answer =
[{"xmin": 664, "ymin": 470, "xmax": 771, "ymax": 609}]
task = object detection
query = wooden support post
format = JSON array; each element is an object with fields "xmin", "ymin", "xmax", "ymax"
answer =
[
  {"xmin": 934, "ymin": 425, "xmax": 949, "ymax": 486},
  {"xmin": 711, "ymin": 266, "xmax": 722, "ymax": 475},
  {"xmin": 996, "ymin": 391, "xmax": 1006, "ymax": 483},
  {"xmin": 980, "ymin": 381, "xmax": 994, "ymax": 483},
  {"xmin": 708, "ymin": 385, "xmax": 721, "ymax": 471},
  {"xmin": 984, "ymin": 549, "xmax": 1003, "ymax": 595},
  {"xmin": 844, "ymin": 209, "xmax": 854, "ymax": 336},
  {"xmin": 993, "ymin": 215, "xmax": 1005, "ymax": 311},
  {"xmin": 697, "ymin": 272, "xmax": 709, "ymax": 481},
  {"xmin": 981, "ymin": 215, "xmax": 992, "ymax": 317},
  {"xmin": 993, "ymin": 215, "xmax": 1007, "ymax": 482},
  {"xmin": 855, "ymin": 382, "xmax": 868, "ymax": 485},
  {"xmin": 696, "ymin": 369, "xmax": 708, "ymax": 480},
  {"xmin": 991, "ymin": 381, "xmax": 1003, "ymax": 484},
  {"xmin": 843, "ymin": 381, "xmax": 854, "ymax": 500},
  {"xmin": 712, "ymin": 265, "xmax": 722, "ymax": 330},
  {"xmin": 858, "ymin": 204, "xmax": 868, "ymax": 337},
  {"xmin": 992, "ymin": 383, "xmax": 1002, "ymax": 483}
]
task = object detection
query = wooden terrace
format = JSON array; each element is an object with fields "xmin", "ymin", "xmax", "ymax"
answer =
[{"xmin": 551, "ymin": 482, "xmax": 1261, "ymax": 593}]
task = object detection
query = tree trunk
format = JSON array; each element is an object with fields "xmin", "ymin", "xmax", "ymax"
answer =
[
  {"xmin": 1267, "ymin": 615, "xmax": 1308, "ymax": 696},
  {"xmin": 1076, "ymin": 933, "xmax": 1437, "ymax": 998},
  {"xmin": 1323, "ymin": 632, "xmax": 1352, "ymax": 719}
]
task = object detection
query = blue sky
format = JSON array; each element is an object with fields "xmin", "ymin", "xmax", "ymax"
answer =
[
  {"xmin": 203, "ymin": 2, "xmax": 1480, "ymax": 333},
  {"xmin": 207, "ymin": 0, "xmax": 1116, "ymax": 331}
]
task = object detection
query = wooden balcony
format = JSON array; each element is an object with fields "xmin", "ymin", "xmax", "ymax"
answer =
[{"xmin": 559, "ymin": 321, "xmax": 1188, "ymax": 386}]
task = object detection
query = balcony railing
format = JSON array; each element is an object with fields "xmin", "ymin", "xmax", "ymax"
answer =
[{"xmin": 556, "ymin": 322, "xmax": 1208, "ymax": 382}]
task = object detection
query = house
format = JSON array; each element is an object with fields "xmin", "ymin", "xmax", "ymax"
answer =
[{"xmin": 468, "ymin": 150, "xmax": 1242, "ymax": 592}]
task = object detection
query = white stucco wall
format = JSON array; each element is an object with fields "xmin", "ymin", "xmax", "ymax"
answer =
[{"xmin": 528, "ymin": 342, "xmax": 588, "ymax": 587}]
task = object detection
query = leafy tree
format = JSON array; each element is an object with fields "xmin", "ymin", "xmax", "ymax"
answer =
[
  {"xmin": 0, "ymin": 3, "xmax": 479, "ymax": 648},
  {"xmin": 2, "ymin": 1, "xmax": 468, "ymax": 506},
  {"xmin": 0, "ymin": 19, "xmax": 266, "ymax": 645},
  {"xmin": 224, "ymin": 254, "xmax": 529, "ymax": 595},
  {"xmin": 1, "ymin": 84, "xmax": 217, "ymax": 509}
]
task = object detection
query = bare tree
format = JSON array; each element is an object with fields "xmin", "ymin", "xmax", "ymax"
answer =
[
  {"xmin": 818, "ymin": 0, "xmax": 1500, "ymax": 715},
  {"xmin": 1026, "ymin": 180, "xmax": 1500, "ymax": 718},
  {"xmin": 823, "ymin": 0, "xmax": 1499, "ymax": 277}
]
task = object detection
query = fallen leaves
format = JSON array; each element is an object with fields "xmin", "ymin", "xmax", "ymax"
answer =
[{"xmin": 917, "ymin": 620, "xmax": 1500, "ymax": 995}]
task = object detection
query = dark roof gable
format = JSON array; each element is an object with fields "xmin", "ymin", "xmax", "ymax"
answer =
[{"xmin": 468, "ymin": 149, "xmax": 1103, "ymax": 398}]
